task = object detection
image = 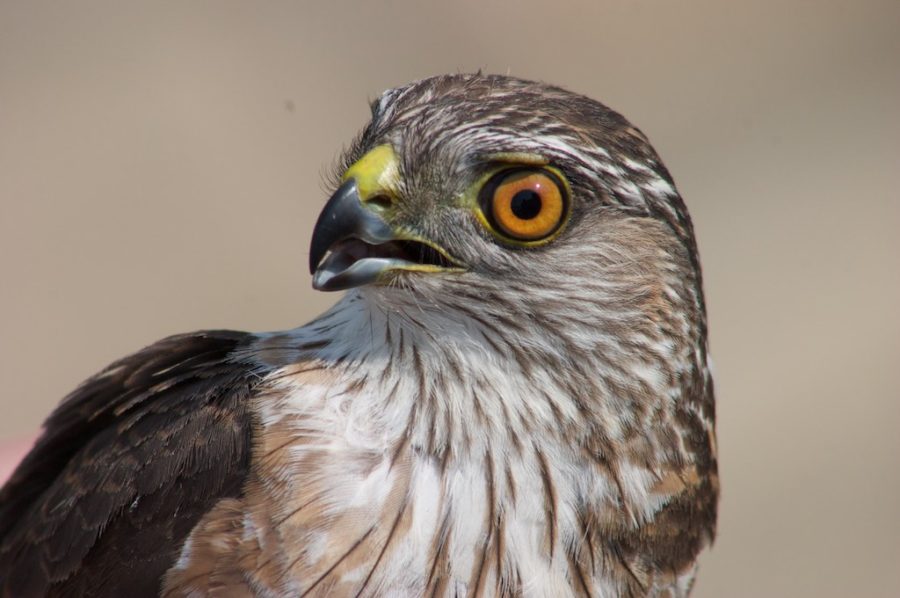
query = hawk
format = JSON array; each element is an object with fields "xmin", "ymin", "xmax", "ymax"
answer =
[{"xmin": 0, "ymin": 74, "xmax": 718, "ymax": 597}]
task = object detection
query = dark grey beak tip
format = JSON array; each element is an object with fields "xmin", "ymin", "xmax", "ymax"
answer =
[
  {"xmin": 308, "ymin": 179, "xmax": 397, "ymax": 289},
  {"xmin": 309, "ymin": 179, "xmax": 359, "ymax": 275}
]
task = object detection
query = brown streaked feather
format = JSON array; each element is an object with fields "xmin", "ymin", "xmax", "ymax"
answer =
[
  {"xmin": 0, "ymin": 331, "xmax": 263, "ymax": 596},
  {"xmin": 468, "ymin": 456, "xmax": 496, "ymax": 597},
  {"xmin": 160, "ymin": 498, "xmax": 256, "ymax": 597},
  {"xmin": 535, "ymin": 446, "xmax": 558, "ymax": 559}
]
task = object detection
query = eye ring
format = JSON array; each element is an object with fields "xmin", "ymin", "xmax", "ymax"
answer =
[{"xmin": 478, "ymin": 167, "xmax": 569, "ymax": 243}]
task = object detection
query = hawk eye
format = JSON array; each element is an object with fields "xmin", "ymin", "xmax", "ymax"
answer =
[{"xmin": 480, "ymin": 168, "xmax": 568, "ymax": 242}]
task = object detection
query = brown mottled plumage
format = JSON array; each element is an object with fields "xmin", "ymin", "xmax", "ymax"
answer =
[{"xmin": 0, "ymin": 74, "xmax": 717, "ymax": 596}]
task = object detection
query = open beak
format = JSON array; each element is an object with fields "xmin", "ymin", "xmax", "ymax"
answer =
[{"xmin": 309, "ymin": 179, "xmax": 462, "ymax": 291}]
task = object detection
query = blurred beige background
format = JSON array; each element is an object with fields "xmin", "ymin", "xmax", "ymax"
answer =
[{"xmin": 1, "ymin": 1, "xmax": 898, "ymax": 596}]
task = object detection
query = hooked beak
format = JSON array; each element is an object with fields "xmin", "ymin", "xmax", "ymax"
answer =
[{"xmin": 308, "ymin": 179, "xmax": 463, "ymax": 291}]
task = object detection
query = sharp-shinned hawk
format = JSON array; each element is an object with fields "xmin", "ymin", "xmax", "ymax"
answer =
[{"xmin": 0, "ymin": 73, "xmax": 718, "ymax": 597}]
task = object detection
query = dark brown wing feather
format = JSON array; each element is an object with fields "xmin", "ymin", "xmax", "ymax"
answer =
[{"xmin": 0, "ymin": 330, "xmax": 266, "ymax": 597}]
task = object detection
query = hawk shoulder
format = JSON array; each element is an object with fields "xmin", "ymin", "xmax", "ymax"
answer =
[{"xmin": 0, "ymin": 330, "xmax": 264, "ymax": 596}]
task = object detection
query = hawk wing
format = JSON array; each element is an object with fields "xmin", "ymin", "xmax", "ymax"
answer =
[{"xmin": 0, "ymin": 330, "xmax": 265, "ymax": 597}]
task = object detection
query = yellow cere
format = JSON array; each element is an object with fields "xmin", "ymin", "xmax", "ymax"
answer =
[{"xmin": 342, "ymin": 144, "xmax": 401, "ymax": 202}]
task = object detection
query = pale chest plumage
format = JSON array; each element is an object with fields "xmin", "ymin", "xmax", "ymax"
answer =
[{"xmin": 164, "ymin": 299, "xmax": 707, "ymax": 597}]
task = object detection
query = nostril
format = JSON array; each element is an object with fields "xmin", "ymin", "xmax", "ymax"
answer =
[{"xmin": 366, "ymin": 194, "xmax": 394, "ymax": 210}]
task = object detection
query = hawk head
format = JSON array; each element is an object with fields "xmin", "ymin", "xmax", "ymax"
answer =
[{"xmin": 309, "ymin": 74, "xmax": 706, "ymax": 354}]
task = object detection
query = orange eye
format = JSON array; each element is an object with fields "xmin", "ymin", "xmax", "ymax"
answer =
[{"xmin": 481, "ymin": 168, "xmax": 567, "ymax": 242}]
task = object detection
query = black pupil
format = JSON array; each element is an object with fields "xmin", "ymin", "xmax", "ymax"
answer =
[{"xmin": 509, "ymin": 189, "xmax": 543, "ymax": 220}]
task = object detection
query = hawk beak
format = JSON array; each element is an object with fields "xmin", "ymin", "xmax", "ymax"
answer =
[
  {"xmin": 309, "ymin": 178, "xmax": 463, "ymax": 292},
  {"xmin": 309, "ymin": 179, "xmax": 397, "ymax": 291}
]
